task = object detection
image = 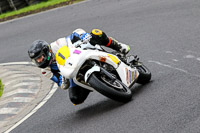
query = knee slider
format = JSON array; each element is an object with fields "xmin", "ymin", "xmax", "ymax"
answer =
[{"xmin": 70, "ymin": 96, "xmax": 83, "ymax": 105}]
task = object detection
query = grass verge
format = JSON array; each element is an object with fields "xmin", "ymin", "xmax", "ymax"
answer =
[
  {"xmin": 0, "ymin": 0, "xmax": 83, "ymax": 22},
  {"xmin": 0, "ymin": 79, "xmax": 4, "ymax": 97}
]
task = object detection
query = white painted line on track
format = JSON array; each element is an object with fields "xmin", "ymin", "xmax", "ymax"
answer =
[
  {"xmin": 4, "ymin": 77, "xmax": 40, "ymax": 86},
  {"xmin": 0, "ymin": 97, "xmax": 34, "ymax": 105},
  {"xmin": 148, "ymin": 60, "xmax": 200, "ymax": 78},
  {"xmin": 12, "ymin": 97, "xmax": 34, "ymax": 103},
  {"xmin": 148, "ymin": 60, "xmax": 188, "ymax": 73},
  {"xmin": 0, "ymin": 62, "xmax": 34, "ymax": 66},
  {"xmin": 4, "ymin": 84, "xmax": 58, "ymax": 133},
  {"xmin": 197, "ymin": 57, "xmax": 200, "ymax": 61},
  {"xmin": 184, "ymin": 55, "xmax": 195, "ymax": 59},
  {"xmin": 2, "ymin": 89, "xmax": 38, "ymax": 98},
  {"xmin": 165, "ymin": 51, "xmax": 173, "ymax": 54},
  {"xmin": 0, "ymin": 71, "xmax": 22, "ymax": 77},
  {"xmin": 12, "ymin": 82, "xmax": 37, "ymax": 88},
  {"xmin": 172, "ymin": 59, "xmax": 178, "ymax": 62},
  {"xmin": 0, "ymin": 97, "xmax": 35, "ymax": 106},
  {"xmin": 0, "ymin": 108, "xmax": 20, "ymax": 115},
  {"xmin": 2, "ymin": 74, "xmax": 37, "ymax": 80}
]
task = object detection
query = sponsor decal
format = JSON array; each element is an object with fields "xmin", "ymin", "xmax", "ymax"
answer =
[
  {"xmin": 99, "ymin": 56, "xmax": 107, "ymax": 62},
  {"xmin": 108, "ymin": 54, "xmax": 119, "ymax": 64},
  {"xmin": 58, "ymin": 52, "xmax": 65, "ymax": 60},
  {"xmin": 73, "ymin": 50, "xmax": 81, "ymax": 54},
  {"xmin": 125, "ymin": 68, "xmax": 138, "ymax": 84},
  {"xmin": 129, "ymin": 70, "xmax": 131, "ymax": 84},
  {"xmin": 131, "ymin": 71, "xmax": 134, "ymax": 82},
  {"xmin": 125, "ymin": 68, "xmax": 129, "ymax": 84}
]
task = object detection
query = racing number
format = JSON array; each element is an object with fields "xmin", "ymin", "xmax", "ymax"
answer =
[{"xmin": 56, "ymin": 46, "xmax": 70, "ymax": 65}]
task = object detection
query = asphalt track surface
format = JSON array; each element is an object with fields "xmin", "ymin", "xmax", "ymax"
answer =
[{"xmin": 0, "ymin": 0, "xmax": 200, "ymax": 132}]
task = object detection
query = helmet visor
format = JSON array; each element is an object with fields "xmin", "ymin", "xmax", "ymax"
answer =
[{"xmin": 32, "ymin": 52, "xmax": 48, "ymax": 67}]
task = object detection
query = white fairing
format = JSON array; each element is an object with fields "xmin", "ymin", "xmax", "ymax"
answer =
[
  {"xmin": 51, "ymin": 38, "xmax": 69, "ymax": 55},
  {"xmin": 116, "ymin": 62, "xmax": 139, "ymax": 86},
  {"xmin": 84, "ymin": 65, "xmax": 101, "ymax": 82},
  {"xmin": 56, "ymin": 38, "xmax": 139, "ymax": 88}
]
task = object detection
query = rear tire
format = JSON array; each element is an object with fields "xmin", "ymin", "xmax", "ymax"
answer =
[
  {"xmin": 136, "ymin": 63, "xmax": 151, "ymax": 84},
  {"xmin": 88, "ymin": 73, "xmax": 132, "ymax": 103}
]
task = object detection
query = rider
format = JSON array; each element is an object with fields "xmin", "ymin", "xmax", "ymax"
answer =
[{"xmin": 28, "ymin": 28, "xmax": 130, "ymax": 105}]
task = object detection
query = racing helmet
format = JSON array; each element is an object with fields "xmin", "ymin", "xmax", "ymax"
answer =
[{"xmin": 28, "ymin": 40, "xmax": 52, "ymax": 68}]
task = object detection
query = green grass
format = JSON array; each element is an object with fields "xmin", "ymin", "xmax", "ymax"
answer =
[
  {"xmin": 0, "ymin": 0, "xmax": 82, "ymax": 20},
  {"xmin": 0, "ymin": 79, "xmax": 4, "ymax": 97}
]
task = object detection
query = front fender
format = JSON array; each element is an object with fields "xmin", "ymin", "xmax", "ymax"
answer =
[
  {"xmin": 84, "ymin": 65, "xmax": 100, "ymax": 82},
  {"xmin": 85, "ymin": 64, "xmax": 131, "ymax": 94}
]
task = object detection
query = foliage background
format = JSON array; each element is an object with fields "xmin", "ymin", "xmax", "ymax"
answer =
[{"xmin": 0, "ymin": 79, "xmax": 4, "ymax": 97}]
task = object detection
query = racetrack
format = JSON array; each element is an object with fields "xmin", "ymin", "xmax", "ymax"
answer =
[{"xmin": 1, "ymin": 0, "xmax": 200, "ymax": 132}]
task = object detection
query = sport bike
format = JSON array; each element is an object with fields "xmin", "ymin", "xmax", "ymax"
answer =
[{"xmin": 56, "ymin": 34, "xmax": 151, "ymax": 102}]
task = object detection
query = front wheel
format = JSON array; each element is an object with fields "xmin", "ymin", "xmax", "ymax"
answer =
[
  {"xmin": 88, "ymin": 73, "xmax": 132, "ymax": 103},
  {"xmin": 135, "ymin": 63, "xmax": 151, "ymax": 84}
]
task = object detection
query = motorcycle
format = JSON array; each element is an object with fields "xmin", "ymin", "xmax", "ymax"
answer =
[{"xmin": 56, "ymin": 34, "xmax": 151, "ymax": 103}]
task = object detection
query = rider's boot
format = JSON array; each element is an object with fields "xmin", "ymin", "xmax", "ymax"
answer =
[
  {"xmin": 60, "ymin": 78, "xmax": 70, "ymax": 90},
  {"xmin": 90, "ymin": 29, "xmax": 130, "ymax": 54},
  {"xmin": 108, "ymin": 37, "xmax": 130, "ymax": 54}
]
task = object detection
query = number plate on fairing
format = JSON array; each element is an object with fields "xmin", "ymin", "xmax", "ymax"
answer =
[{"xmin": 56, "ymin": 46, "xmax": 70, "ymax": 66}]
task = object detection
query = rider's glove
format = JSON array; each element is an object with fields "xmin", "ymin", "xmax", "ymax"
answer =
[{"xmin": 90, "ymin": 29, "xmax": 108, "ymax": 46}]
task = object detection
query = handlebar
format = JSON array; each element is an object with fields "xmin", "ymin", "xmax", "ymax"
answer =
[{"xmin": 75, "ymin": 33, "xmax": 92, "ymax": 48}]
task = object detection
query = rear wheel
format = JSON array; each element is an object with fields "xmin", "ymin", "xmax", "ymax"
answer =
[
  {"xmin": 88, "ymin": 73, "xmax": 132, "ymax": 103},
  {"xmin": 135, "ymin": 63, "xmax": 151, "ymax": 84}
]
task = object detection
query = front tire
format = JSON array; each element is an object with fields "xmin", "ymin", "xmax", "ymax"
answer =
[{"xmin": 88, "ymin": 73, "xmax": 132, "ymax": 103}]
